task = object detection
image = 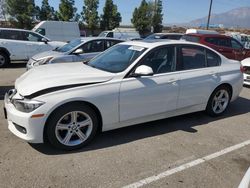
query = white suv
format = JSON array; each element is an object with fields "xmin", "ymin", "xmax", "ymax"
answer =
[{"xmin": 0, "ymin": 28, "xmax": 66, "ymax": 67}]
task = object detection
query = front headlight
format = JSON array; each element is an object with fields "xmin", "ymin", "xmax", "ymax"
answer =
[
  {"xmin": 12, "ymin": 99, "xmax": 45, "ymax": 113},
  {"xmin": 34, "ymin": 57, "xmax": 53, "ymax": 66}
]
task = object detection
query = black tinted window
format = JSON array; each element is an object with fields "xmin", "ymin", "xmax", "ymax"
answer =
[
  {"xmin": 35, "ymin": 28, "xmax": 46, "ymax": 36},
  {"xmin": 217, "ymin": 38, "xmax": 231, "ymax": 48},
  {"xmin": 231, "ymin": 39, "xmax": 242, "ymax": 49},
  {"xmin": 23, "ymin": 32, "xmax": 43, "ymax": 42},
  {"xmin": 141, "ymin": 46, "xmax": 175, "ymax": 74},
  {"xmin": 182, "ymin": 35, "xmax": 200, "ymax": 43},
  {"xmin": 178, "ymin": 46, "xmax": 206, "ymax": 70},
  {"xmin": 0, "ymin": 30, "xmax": 24, "ymax": 40},
  {"xmin": 205, "ymin": 37, "xmax": 218, "ymax": 45},
  {"xmin": 82, "ymin": 40, "xmax": 104, "ymax": 53},
  {"xmin": 206, "ymin": 50, "xmax": 221, "ymax": 67},
  {"xmin": 106, "ymin": 40, "xmax": 121, "ymax": 49}
]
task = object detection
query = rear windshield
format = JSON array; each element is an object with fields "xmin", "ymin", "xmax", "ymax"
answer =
[{"xmin": 182, "ymin": 35, "xmax": 200, "ymax": 43}]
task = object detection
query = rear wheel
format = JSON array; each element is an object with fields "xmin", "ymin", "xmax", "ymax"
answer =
[
  {"xmin": 206, "ymin": 86, "xmax": 231, "ymax": 117},
  {"xmin": 46, "ymin": 104, "xmax": 99, "ymax": 150},
  {"xmin": 0, "ymin": 52, "xmax": 10, "ymax": 67}
]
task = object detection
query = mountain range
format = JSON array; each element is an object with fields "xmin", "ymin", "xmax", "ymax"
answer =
[{"xmin": 169, "ymin": 7, "xmax": 250, "ymax": 28}]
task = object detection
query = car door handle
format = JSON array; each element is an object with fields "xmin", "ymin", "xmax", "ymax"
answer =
[
  {"xmin": 209, "ymin": 71, "xmax": 217, "ymax": 77},
  {"xmin": 167, "ymin": 78, "xmax": 178, "ymax": 83}
]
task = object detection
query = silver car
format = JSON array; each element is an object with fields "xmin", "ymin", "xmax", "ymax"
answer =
[{"xmin": 26, "ymin": 37, "xmax": 124, "ymax": 69}]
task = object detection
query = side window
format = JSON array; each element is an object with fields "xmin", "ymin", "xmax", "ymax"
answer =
[
  {"xmin": 107, "ymin": 32, "xmax": 114, "ymax": 38},
  {"xmin": 0, "ymin": 30, "xmax": 24, "ymax": 40},
  {"xmin": 205, "ymin": 37, "xmax": 218, "ymax": 45},
  {"xmin": 178, "ymin": 46, "xmax": 206, "ymax": 70},
  {"xmin": 82, "ymin": 40, "xmax": 104, "ymax": 53},
  {"xmin": 206, "ymin": 50, "xmax": 221, "ymax": 67},
  {"xmin": 23, "ymin": 32, "xmax": 43, "ymax": 42},
  {"xmin": 106, "ymin": 40, "xmax": 120, "ymax": 49},
  {"xmin": 231, "ymin": 39, "xmax": 243, "ymax": 49},
  {"xmin": 35, "ymin": 28, "xmax": 46, "ymax": 36},
  {"xmin": 141, "ymin": 46, "xmax": 175, "ymax": 74},
  {"xmin": 182, "ymin": 35, "xmax": 200, "ymax": 43},
  {"xmin": 217, "ymin": 38, "xmax": 231, "ymax": 48}
]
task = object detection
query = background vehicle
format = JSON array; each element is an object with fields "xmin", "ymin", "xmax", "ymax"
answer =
[
  {"xmin": 241, "ymin": 58, "xmax": 250, "ymax": 85},
  {"xmin": 27, "ymin": 37, "xmax": 124, "ymax": 69},
  {"xmin": 33, "ymin": 21, "xmax": 80, "ymax": 42},
  {"xmin": 98, "ymin": 28, "xmax": 141, "ymax": 40},
  {"xmin": 5, "ymin": 40, "xmax": 243, "ymax": 150},
  {"xmin": 145, "ymin": 33, "xmax": 183, "ymax": 40},
  {"xmin": 0, "ymin": 28, "xmax": 66, "ymax": 67},
  {"xmin": 182, "ymin": 32, "xmax": 250, "ymax": 61}
]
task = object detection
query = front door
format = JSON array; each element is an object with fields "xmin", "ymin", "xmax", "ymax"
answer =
[{"xmin": 119, "ymin": 45, "xmax": 179, "ymax": 122}]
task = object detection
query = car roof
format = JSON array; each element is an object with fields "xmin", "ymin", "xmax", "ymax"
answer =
[
  {"xmin": 121, "ymin": 39, "xmax": 211, "ymax": 49},
  {"xmin": 185, "ymin": 33, "xmax": 231, "ymax": 38},
  {"xmin": 0, "ymin": 27, "xmax": 31, "ymax": 32},
  {"xmin": 79, "ymin": 37, "xmax": 125, "ymax": 42},
  {"xmin": 153, "ymin": 33, "xmax": 183, "ymax": 36}
]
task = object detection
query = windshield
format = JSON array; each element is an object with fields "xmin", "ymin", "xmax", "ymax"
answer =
[
  {"xmin": 145, "ymin": 34, "xmax": 161, "ymax": 39},
  {"xmin": 98, "ymin": 31, "xmax": 108, "ymax": 37},
  {"xmin": 55, "ymin": 38, "xmax": 82, "ymax": 52},
  {"xmin": 88, "ymin": 44, "xmax": 147, "ymax": 73}
]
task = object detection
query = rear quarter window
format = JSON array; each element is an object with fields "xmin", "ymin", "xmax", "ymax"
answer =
[{"xmin": 206, "ymin": 50, "xmax": 221, "ymax": 67}]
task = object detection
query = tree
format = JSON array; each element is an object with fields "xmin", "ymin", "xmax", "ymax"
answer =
[
  {"xmin": 39, "ymin": 0, "xmax": 56, "ymax": 21},
  {"xmin": 0, "ymin": 0, "xmax": 7, "ymax": 21},
  {"xmin": 131, "ymin": 0, "xmax": 153, "ymax": 36},
  {"xmin": 100, "ymin": 0, "xmax": 121, "ymax": 30},
  {"xmin": 58, "ymin": 0, "xmax": 77, "ymax": 21},
  {"xmin": 6, "ymin": 0, "xmax": 36, "ymax": 29},
  {"xmin": 82, "ymin": 0, "xmax": 99, "ymax": 33},
  {"xmin": 152, "ymin": 0, "xmax": 163, "ymax": 33}
]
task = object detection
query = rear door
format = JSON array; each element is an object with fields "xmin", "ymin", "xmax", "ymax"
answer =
[
  {"xmin": 204, "ymin": 37, "xmax": 234, "ymax": 59},
  {"xmin": 230, "ymin": 38, "xmax": 246, "ymax": 61},
  {"xmin": 0, "ymin": 30, "xmax": 28, "ymax": 60},
  {"xmin": 176, "ymin": 45, "xmax": 221, "ymax": 109}
]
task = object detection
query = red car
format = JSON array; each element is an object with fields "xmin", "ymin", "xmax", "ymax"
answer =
[{"xmin": 182, "ymin": 33, "xmax": 250, "ymax": 61}]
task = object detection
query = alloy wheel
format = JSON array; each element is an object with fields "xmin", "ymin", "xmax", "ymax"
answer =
[
  {"xmin": 55, "ymin": 111, "xmax": 93, "ymax": 146},
  {"xmin": 212, "ymin": 89, "xmax": 229, "ymax": 114}
]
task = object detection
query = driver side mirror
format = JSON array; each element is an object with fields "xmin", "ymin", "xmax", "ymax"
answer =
[
  {"xmin": 41, "ymin": 38, "xmax": 48, "ymax": 44},
  {"xmin": 131, "ymin": 65, "xmax": 154, "ymax": 77},
  {"xmin": 73, "ymin": 48, "xmax": 84, "ymax": 55}
]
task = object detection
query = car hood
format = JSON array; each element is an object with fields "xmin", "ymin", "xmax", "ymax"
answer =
[
  {"xmin": 16, "ymin": 62, "xmax": 114, "ymax": 97},
  {"xmin": 48, "ymin": 41, "xmax": 66, "ymax": 48},
  {"xmin": 241, "ymin": 58, "xmax": 250, "ymax": 66},
  {"xmin": 31, "ymin": 50, "xmax": 64, "ymax": 60}
]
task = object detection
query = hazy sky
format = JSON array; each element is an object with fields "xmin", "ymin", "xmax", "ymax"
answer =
[{"xmin": 35, "ymin": 0, "xmax": 250, "ymax": 25}]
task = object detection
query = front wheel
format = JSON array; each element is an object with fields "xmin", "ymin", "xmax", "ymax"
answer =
[
  {"xmin": 46, "ymin": 104, "xmax": 99, "ymax": 150},
  {"xmin": 206, "ymin": 86, "xmax": 231, "ymax": 117}
]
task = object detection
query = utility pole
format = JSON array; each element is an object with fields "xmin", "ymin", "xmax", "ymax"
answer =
[{"xmin": 206, "ymin": 0, "xmax": 213, "ymax": 30}]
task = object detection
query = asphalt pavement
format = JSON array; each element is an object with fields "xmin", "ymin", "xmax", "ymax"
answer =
[{"xmin": 0, "ymin": 63, "xmax": 249, "ymax": 188}]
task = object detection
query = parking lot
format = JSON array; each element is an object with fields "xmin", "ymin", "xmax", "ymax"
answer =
[{"xmin": 0, "ymin": 64, "xmax": 250, "ymax": 188}]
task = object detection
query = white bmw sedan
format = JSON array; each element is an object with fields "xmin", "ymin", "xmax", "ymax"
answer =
[{"xmin": 4, "ymin": 40, "xmax": 243, "ymax": 150}]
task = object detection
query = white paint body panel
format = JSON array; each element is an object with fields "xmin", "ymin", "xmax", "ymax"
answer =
[
  {"xmin": 241, "ymin": 58, "xmax": 250, "ymax": 85},
  {"xmin": 4, "ymin": 40, "xmax": 243, "ymax": 143}
]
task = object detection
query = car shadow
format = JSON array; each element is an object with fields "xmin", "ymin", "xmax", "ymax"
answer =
[
  {"xmin": 0, "ymin": 86, "xmax": 14, "ymax": 100},
  {"xmin": 2, "ymin": 63, "xmax": 26, "ymax": 69},
  {"xmin": 30, "ymin": 96, "xmax": 250, "ymax": 155}
]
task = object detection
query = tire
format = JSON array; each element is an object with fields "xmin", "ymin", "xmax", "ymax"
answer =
[
  {"xmin": 0, "ymin": 52, "xmax": 10, "ymax": 68},
  {"xmin": 206, "ymin": 86, "xmax": 231, "ymax": 117},
  {"xmin": 46, "ymin": 103, "xmax": 99, "ymax": 150}
]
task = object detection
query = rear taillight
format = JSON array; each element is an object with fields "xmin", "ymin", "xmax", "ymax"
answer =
[{"xmin": 240, "ymin": 65, "xmax": 247, "ymax": 73}]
